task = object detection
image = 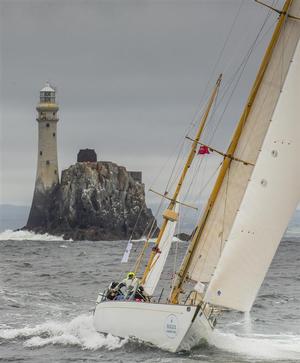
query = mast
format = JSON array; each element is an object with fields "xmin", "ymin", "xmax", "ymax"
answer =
[
  {"xmin": 141, "ymin": 74, "xmax": 222, "ymax": 284},
  {"xmin": 170, "ymin": 0, "xmax": 294, "ymax": 304}
]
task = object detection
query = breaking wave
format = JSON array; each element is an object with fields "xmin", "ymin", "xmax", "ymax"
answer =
[
  {"xmin": 207, "ymin": 330, "xmax": 300, "ymax": 360},
  {"xmin": 0, "ymin": 314, "xmax": 126, "ymax": 351},
  {"xmin": 0, "ymin": 229, "xmax": 71, "ymax": 241},
  {"xmin": 1, "ymin": 313, "xmax": 300, "ymax": 359}
]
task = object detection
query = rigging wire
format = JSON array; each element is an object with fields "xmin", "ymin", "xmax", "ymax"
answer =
[
  {"xmin": 180, "ymin": 7, "xmax": 278, "ymax": 224},
  {"xmin": 137, "ymin": 3, "xmax": 264, "ymax": 256},
  {"xmin": 238, "ymin": 9, "xmax": 289, "ymax": 160},
  {"xmin": 206, "ymin": 18, "xmax": 277, "ymax": 150},
  {"xmin": 188, "ymin": 6, "xmax": 280, "ymax": 281},
  {"xmin": 130, "ymin": 0, "xmax": 278, "ymax": 280},
  {"xmin": 177, "ymin": 12, "xmax": 277, "ymax": 232},
  {"xmin": 187, "ymin": 0, "xmax": 245, "ymax": 131},
  {"xmin": 146, "ymin": 0, "xmax": 246, "ymax": 198}
]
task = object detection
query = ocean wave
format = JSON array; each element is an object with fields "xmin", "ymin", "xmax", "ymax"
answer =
[
  {"xmin": 285, "ymin": 225, "xmax": 300, "ymax": 239},
  {"xmin": 0, "ymin": 314, "xmax": 126, "ymax": 351},
  {"xmin": 0, "ymin": 229, "xmax": 71, "ymax": 242},
  {"xmin": 207, "ymin": 330, "xmax": 300, "ymax": 360},
  {"xmin": 1, "ymin": 313, "xmax": 300, "ymax": 359}
]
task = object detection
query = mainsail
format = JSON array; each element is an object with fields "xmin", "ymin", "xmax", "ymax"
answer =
[
  {"xmin": 143, "ymin": 203, "xmax": 179, "ymax": 296},
  {"xmin": 205, "ymin": 38, "xmax": 300, "ymax": 312},
  {"xmin": 170, "ymin": 0, "xmax": 300, "ymax": 305}
]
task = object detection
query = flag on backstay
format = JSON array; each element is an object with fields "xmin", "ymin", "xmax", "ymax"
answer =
[
  {"xmin": 121, "ymin": 240, "xmax": 133, "ymax": 263},
  {"xmin": 198, "ymin": 145, "xmax": 210, "ymax": 155}
]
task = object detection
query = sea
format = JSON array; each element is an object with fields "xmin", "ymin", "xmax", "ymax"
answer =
[{"xmin": 0, "ymin": 222, "xmax": 299, "ymax": 362}]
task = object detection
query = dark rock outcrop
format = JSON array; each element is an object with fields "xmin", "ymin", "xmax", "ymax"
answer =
[
  {"xmin": 77, "ymin": 149, "xmax": 97, "ymax": 163},
  {"xmin": 26, "ymin": 161, "xmax": 157, "ymax": 241}
]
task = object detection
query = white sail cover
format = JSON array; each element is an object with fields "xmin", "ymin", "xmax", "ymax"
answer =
[
  {"xmin": 144, "ymin": 203, "xmax": 179, "ymax": 296},
  {"xmin": 204, "ymin": 38, "xmax": 300, "ymax": 312},
  {"xmin": 186, "ymin": 1, "xmax": 300, "ymax": 285}
]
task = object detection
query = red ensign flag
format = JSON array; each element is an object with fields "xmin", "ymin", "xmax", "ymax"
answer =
[{"xmin": 198, "ymin": 145, "xmax": 210, "ymax": 155}]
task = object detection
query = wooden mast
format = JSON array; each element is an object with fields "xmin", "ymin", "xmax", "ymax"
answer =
[
  {"xmin": 169, "ymin": 0, "xmax": 293, "ymax": 304},
  {"xmin": 141, "ymin": 74, "xmax": 222, "ymax": 284}
]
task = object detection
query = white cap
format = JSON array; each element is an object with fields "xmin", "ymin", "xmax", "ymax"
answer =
[{"xmin": 40, "ymin": 81, "xmax": 55, "ymax": 92}]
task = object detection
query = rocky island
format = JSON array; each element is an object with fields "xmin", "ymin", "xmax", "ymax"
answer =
[
  {"xmin": 26, "ymin": 149, "xmax": 157, "ymax": 241},
  {"xmin": 25, "ymin": 85, "xmax": 157, "ymax": 241}
]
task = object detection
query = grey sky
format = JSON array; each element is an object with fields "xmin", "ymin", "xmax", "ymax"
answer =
[{"xmin": 0, "ymin": 0, "xmax": 281, "ymax": 208}]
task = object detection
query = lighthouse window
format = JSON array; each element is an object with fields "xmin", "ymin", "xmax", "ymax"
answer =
[
  {"xmin": 46, "ymin": 160, "xmax": 50, "ymax": 165},
  {"xmin": 53, "ymin": 132, "xmax": 56, "ymax": 137},
  {"xmin": 40, "ymin": 151, "xmax": 42, "ymax": 156},
  {"xmin": 46, "ymin": 123, "xmax": 50, "ymax": 127},
  {"xmin": 54, "ymin": 170, "xmax": 57, "ymax": 175}
]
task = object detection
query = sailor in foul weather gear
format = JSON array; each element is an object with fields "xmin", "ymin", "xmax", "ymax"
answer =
[
  {"xmin": 121, "ymin": 272, "xmax": 140, "ymax": 290},
  {"xmin": 105, "ymin": 272, "xmax": 149, "ymax": 302}
]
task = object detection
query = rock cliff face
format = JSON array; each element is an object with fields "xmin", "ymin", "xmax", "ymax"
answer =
[{"xmin": 26, "ymin": 161, "xmax": 157, "ymax": 241}]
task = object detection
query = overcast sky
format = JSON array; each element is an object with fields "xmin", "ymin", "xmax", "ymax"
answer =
[{"xmin": 0, "ymin": 0, "xmax": 282, "ymax": 208}]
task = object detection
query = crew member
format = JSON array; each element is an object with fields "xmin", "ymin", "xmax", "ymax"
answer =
[{"xmin": 121, "ymin": 271, "xmax": 139, "ymax": 290}]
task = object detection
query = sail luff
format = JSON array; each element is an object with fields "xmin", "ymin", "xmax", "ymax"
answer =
[{"xmin": 169, "ymin": 0, "xmax": 295, "ymax": 304}]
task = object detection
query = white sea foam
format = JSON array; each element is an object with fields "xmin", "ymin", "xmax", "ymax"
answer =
[
  {"xmin": 0, "ymin": 314, "xmax": 126, "ymax": 351},
  {"xmin": 0, "ymin": 229, "xmax": 71, "ymax": 242},
  {"xmin": 207, "ymin": 330, "xmax": 300, "ymax": 360},
  {"xmin": 1, "ymin": 313, "xmax": 300, "ymax": 358}
]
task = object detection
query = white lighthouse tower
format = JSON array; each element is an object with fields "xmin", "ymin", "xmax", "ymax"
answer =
[
  {"xmin": 27, "ymin": 82, "xmax": 60, "ymax": 228},
  {"xmin": 35, "ymin": 82, "xmax": 59, "ymax": 188}
]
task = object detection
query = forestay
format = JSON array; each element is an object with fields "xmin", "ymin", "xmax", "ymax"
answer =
[
  {"xmin": 205, "ymin": 38, "xmax": 300, "ymax": 312},
  {"xmin": 186, "ymin": 0, "xmax": 300, "ymax": 285},
  {"xmin": 143, "ymin": 203, "xmax": 179, "ymax": 296}
]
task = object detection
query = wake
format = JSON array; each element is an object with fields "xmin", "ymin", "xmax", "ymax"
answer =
[
  {"xmin": 207, "ymin": 328, "xmax": 300, "ymax": 360},
  {"xmin": 0, "ymin": 314, "xmax": 126, "ymax": 351},
  {"xmin": 1, "ymin": 313, "xmax": 300, "ymax": 360}
]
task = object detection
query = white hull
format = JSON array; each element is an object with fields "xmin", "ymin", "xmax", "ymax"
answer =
[{"xmin": 93, "ymin": 300, "xmax": 214, "ymax": 352}]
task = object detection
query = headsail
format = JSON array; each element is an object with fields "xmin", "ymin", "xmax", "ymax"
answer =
[
  {"xmin": 170, "ymin": 0, "xmax": 300, "ymax": 304},
  {"xmin": 143, "ymin": 203, "xmax": 179, "ymax": 296},
  {"xmin": 204, "ymin": 38, "xmax": 300, "ymax": 312},
  {"xmin": 140, "ymin": 75, "xmax": 222, "ymax": 288}
]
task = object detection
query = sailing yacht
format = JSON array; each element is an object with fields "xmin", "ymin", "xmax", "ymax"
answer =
[{"xmin": 93, "ymin": 0, "xmax": 300, "ymax": 352}]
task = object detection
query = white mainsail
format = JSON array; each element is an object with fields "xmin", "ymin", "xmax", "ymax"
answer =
[
  {"xmin": 143, "ymin": 203, "xmax": 179, "ymax": 296},
  {"xmin": 204, "ymin": 38, "xmax": 300, "ymax": 312},
  {"xmin": 185, "ymin": 1, "xmax": 300, "ymax": 285}
]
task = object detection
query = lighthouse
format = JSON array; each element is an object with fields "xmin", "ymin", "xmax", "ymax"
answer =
[{"xmin": 26, "ymin": 82, "xmax": 60, "ymax": 228}]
